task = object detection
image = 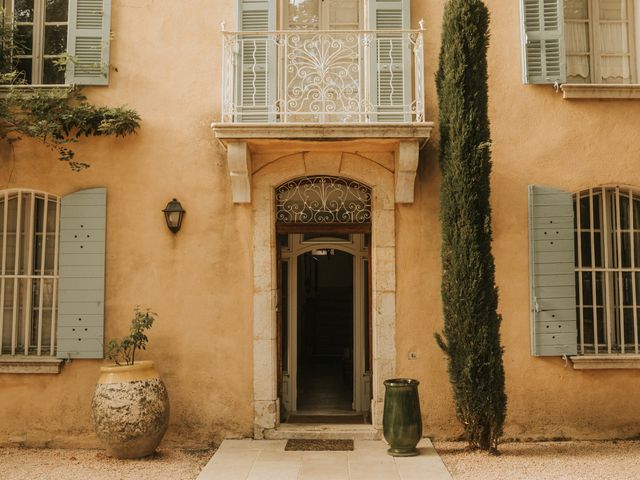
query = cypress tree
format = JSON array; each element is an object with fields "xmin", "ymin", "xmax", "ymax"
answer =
[{"xmin": 434, "ymin": 0, "xmax": 506, "ymax": 452}]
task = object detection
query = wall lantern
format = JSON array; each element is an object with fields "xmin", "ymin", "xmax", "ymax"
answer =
[{"xmin": 163, "ymin": 198, "xmax": 185, "ymax": 233}]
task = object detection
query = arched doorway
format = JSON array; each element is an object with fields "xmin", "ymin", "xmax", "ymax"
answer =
[
  {"xmin": 251, "ymin": 156, "xmax": 398, "ymax": 438},
  {"xmin": 275, "ymin": 177, "xmax": 372, "ymax": 422}
]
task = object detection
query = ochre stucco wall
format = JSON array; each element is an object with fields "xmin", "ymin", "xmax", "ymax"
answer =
[
  {"xmin": 0, "ymin": 0, "xmax": 639, "ymax": 447},
  {"xmin": 0, "ymin": 0, "xmax": 254, "ymax": 447},
  {"xmin": 396, "ymin": 0, "xmax": 640, "ymax": 441}
]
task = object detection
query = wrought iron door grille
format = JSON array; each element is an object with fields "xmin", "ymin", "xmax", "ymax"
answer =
[{"xmin": 276, "ymin": 176, "xmax": 371, "ymax": 224}]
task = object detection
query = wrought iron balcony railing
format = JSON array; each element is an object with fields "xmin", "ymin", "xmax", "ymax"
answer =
[{"xmin": 220, "ymin": 26, "xmax": 426, "ymax": 124}]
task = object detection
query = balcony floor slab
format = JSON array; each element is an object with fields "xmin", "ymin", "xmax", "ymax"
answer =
[{"xmin": 212, "ymin": 123, "xmax": 433, "ymax": 146}]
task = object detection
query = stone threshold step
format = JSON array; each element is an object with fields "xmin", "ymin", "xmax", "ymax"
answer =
[{"xmin": 264, "ymin": 424, "xmax": 381, "ymax": 440}]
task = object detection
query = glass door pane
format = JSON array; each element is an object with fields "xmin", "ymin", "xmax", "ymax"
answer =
[
  {"xmin": 285, "ymin": 0, "xmax": 320, "ymax": 30},
  {"xmin": 597, "ymin": 0, "xmax": 633, "ymax": 83}
]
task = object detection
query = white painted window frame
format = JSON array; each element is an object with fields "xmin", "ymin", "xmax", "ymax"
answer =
[
  {"xmin": 565, "ymin": 0, "xmax": 638, "ymax": 84},
  {"xmin": 4, "ymin": 0, "xmax": 69, "ymax": 85},
  {"xmin": 0, "ymin": 189, "xmax": 61, "ymax": 358},
  {"xmin": 574, "ymin": 186, "xmax": 640, "ymax": 356}
]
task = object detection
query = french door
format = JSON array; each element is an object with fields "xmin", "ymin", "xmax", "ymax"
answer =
[
  {"xmin": 280, "ymin": 0, "xmax": 363, "ymax": 122},
  {"xmin": 279, "ymin": 233, "xmax": 371, "ymax": 416}
]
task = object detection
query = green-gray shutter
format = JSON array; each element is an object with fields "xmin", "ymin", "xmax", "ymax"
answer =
[
  {"xmin": 57, "ymin": 188, "xmax": 106, "ymax": 359},
  {"xmin": 520, "ymin": 0, "xmax": 566, "ymax": 84},
  {"xmin": 237, "ymin": 0, "xmax": 277, "ymax": 122},
  {"xmin": 528, "ymin": 185, "xmax": 577, "ymax": 356},
  {"xmin": 369, "ymin": 0, "xmax": 411, "ymax": 122},
  {"xmin": 65, "ymin": 0, "xmax": 112, "ymax": 85}
]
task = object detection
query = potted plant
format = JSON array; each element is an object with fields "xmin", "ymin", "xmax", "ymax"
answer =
[{"xmin": 91, "ymin": 307, "xmax": 170, "ymax": 459}]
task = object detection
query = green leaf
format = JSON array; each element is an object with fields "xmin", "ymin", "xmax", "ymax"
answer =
[{"xmin": 0, "ymin": 14, "xmax": 141, "ymax": 170}]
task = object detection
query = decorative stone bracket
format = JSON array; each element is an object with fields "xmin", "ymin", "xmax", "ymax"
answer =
[
  {"xmin": 212, "ymin": 124, "xmax": 434, "ymax": 205},
  {"xmin": 395, "ymin": 141, "xmax": 420, "ymax": 204},
  {"xmin": 227, "ymin": 142, "xmax": 252, "ymax": 203}
]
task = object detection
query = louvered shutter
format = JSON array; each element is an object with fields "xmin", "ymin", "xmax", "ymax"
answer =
[
  {"xmin": 528, "ymin": 185, "xmax": 577, "ymax": 356},
  {"xmin": 237, "ymin": 0, "xmax": 277, "ymax": 122},
  {"xmin": 369, "ymin": 0, "xmax": 411, "ymax": 122},
  {"xmin": 57, "ymin": 188, "xmax": 106, "ymax": 359},
  {"xmin": 520, "ymin": 0, "xmax": 566, "ymax": 84},
  {"xmin": 65, "ymin": 0, "xmax": 112, "ymax": 85}
]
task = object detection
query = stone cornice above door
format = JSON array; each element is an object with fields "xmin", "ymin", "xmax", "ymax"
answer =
[{"xmin": 211, "ymin": 123, "xmax": 434, "ymax": 205}]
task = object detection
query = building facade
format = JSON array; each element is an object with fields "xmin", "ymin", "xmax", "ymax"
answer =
[{"xmin": 1, "ymin": 0, "xmax": 640, "ymax": 447}]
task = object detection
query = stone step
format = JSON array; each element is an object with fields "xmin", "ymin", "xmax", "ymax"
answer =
[{"xmin": 264, "ymin": 424, "xmax": 381, "ymax": 440}]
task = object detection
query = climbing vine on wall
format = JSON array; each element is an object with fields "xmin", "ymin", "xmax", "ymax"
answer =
[{"xmin": 0, "ymin": 10, "xmax": 140, "ymax": 171}]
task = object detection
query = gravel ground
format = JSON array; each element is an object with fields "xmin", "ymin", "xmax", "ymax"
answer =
[
  {"xmin": 3, "ymin": 441, "xmax": 640, "ymax": 479},
  {"xmin": 435, "ymin": 440, "xmax": 640, "ymax": 480},
  {"xmin": 0, "ymin": 447, "xmax": 215, "ymax": 480}
]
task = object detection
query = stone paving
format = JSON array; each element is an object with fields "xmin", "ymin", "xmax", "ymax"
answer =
[{"xmin": 197, "ymin": 438, "xmax": 453, "ymax": 480}]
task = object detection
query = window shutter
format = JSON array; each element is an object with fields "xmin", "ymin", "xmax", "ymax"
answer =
[
  {"xmin": 520, "ymin": 0, "xmax": 566, "ymax": 84},
  {"xmin": 237, "ymin": 0, "xmax": 277, "ymax": 122},
  {"xmin": 65, "ymin": 0, "xmax": 112, "ymax": 86},
  {"xmin": 57, "ymin": 188, "xmax": 106, "ymax": 359},
  {"xmin": 528, "ymin": 185, "xmax": 577, "ymax": 356},
  {"xmin": 369, "ymin": 0, "xmax": 411, "ymax": 121}
]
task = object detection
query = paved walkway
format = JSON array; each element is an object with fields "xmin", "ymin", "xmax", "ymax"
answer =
[{"xmin": 197, "ymin": 438, "xmax": 453, "ymax": 480}]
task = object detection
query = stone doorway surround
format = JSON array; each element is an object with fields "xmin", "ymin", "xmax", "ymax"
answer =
[
  {"xmin": 212, "ymin": 124, "xmax": 433, "ymax": 438},
  {"xmin": 251, "ymin": 150, "xmax": 395, "ymax": 438}
]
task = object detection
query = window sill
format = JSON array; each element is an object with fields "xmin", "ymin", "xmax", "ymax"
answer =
[
  {"xmin": 0, "ymin": 356, "xmax": 65, "ymax": 374},
  {"xmin": 0, "ymin": 84, "xmax": 72, "ymax": 97},
  {"xmin": 561, "ymin": 84, "xmax": 640, "ymax": 100},
  {"xmin": 570, "ymin": 354, "xmax": 640, "ymax": 369}
]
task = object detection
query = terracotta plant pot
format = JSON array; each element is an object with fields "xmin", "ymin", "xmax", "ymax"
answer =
[
  {"xmin": 383, "ymin": 378, "xmax": 422, "ymax": 457},
  {"xmin": 92, "ymin": 360, "xmax": 170, "ymax": 459}
]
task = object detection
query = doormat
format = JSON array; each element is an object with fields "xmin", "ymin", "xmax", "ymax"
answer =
[
  {"xmin": 287, "ymin": 414, "xmax": 366, "ymax": 424},
  {"xmin": 285, "ymin": 439, "xmax": 354, "ymax": 451}
]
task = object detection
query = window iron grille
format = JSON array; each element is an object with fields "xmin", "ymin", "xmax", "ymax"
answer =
[
  {"xmin": 0, "ymin": 190, "xmax": 60, "ymax": 357},
  {"xmin": 574, "ymin": 186, "xmax": 640, "ymax": 355}
]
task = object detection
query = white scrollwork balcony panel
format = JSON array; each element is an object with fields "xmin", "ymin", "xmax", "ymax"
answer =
[
  {"xmin": 220, "ymin": 29, "xmax": 426, "ymax": 124},
  {"xmin": 276, "ymin": 176, "xmax": 372, "ymax": 224}
]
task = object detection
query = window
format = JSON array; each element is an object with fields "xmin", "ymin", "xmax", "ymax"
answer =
[
  {"xmin": 2, "ymin": 0, "xmax": 112, "ymax": 86},
  {"xmin": 0, "ymin": 187, "xmax": 107, "ymax": 370},
  {"xmin": 574, "ymin": 187, "xmax": 640, "ymax": 354},
  {"xmin": 520, "ymin": 0, "xmax": 640, "ymax": 87},
  {"xmin": 6, "ymin": 0, "xmax": 69, "ymax": 84},
  {"xmin": 528, "ymin": 184, "xmax": 640, "ymax": 362},
  {"xmin": 565, "ymin": 0, "xmax": 637, "ymax": 84},
  {"xmin": 0, "ymin": 190, "xmax": 60, "ymax": 357}
]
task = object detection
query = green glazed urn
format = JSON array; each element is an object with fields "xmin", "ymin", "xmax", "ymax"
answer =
[{"xmin": 383, "ymin": 378, "xmax": 422, "ymax": 457}]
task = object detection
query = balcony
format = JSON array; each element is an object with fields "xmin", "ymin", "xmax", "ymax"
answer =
[
  {"xmin": 212, "ymin": 26, "xmax": 433, "ymax": 205},
  {"xmin": 219, "ymin": 28, "xmax": 427, "ymax": 124}
]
